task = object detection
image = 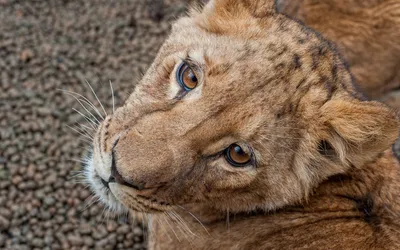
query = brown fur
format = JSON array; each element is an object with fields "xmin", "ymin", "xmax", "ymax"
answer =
[
  {"xmin": 86, "ymin": 0, "xmax": 400, "ymax": 249},
  {"xmin": 277, "ymin": 0, "xmax": 400, "ymax": 99},
  {"xmin": 150, "ymin": 150, "xmax": 400, "ymax": 249}
]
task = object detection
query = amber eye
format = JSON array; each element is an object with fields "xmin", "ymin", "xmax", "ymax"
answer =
[
  {"xmin": 176, "ymin": 62, "xmax": 198, "ymax": 91},
  {"xmin": 225, "ymin": 144, "xmax": 252, "ymax": 167}
]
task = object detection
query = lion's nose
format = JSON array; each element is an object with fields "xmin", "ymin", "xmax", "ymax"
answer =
[{"xmin": 109, "ymin": 149, "xmax": 145, "ymax": 190}]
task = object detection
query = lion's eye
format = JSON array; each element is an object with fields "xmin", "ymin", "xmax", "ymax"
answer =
[
  {"xmin": 176, "ymin": 62, "xmax": 198, "ymax": 91},
  {"xmin": 225, "ymin": 144, "xmax": 252, "ymax": 167}
]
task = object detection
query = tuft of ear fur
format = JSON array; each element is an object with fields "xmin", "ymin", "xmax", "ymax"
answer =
[
  {"xmin": 193, "ymin": 0, "xmax": 277, "ymax": 35},
  {"xmin": 320, "ymin": 99, "xmax": 399, "ymax": 167},
  {"xmin": 243, "ymin": 0, "xmax": 277, "ymax": 18}
]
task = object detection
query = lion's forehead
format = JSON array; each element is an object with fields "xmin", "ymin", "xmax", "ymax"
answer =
[{"xmin": 112, "ymin": 13, "xmax": 341, "ymax": 152}]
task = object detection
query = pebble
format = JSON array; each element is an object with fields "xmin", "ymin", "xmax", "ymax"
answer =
[
  {"xmin": 43, "ymin": 197, "xmax": 56, "ymax": 206},
  {"xmin": 0, "ymin": 215, "xmax": 10, "ymax": 231},
  {"xmin": 31, "ymin": 238, "xmax": 44, "ymax": 248},
  {"xmin": 95, "ymin": 238, "xmax": 109, "ymax": 248},
  {"xmin": 44, "ymin": 235, "xmax": 54, "ymax": 245},
  {"xmin": 12, "ymin": 175, "xmax": 23, "ymax": 185},
  {"xmin": 20, "ymin": 49, "xmax": 34, "ymax": 62},
  {"xmin": 44, "ymin": 173, "xmax": 57, "ymax": 185},
  {"xmin": 108, "ymin": 232, "xmax": 118, "ymax": 245},
  {"xmin": 67, "ymin": 234, "xmax": 84, "ymax": 246},
  {"xmin": 83, "ymin": 236, "xmax": 94, "ymax": 247},
  {"xmin": 133, "ymin": 226, "xmax": 143, "ymax": 236},
  {"xmin": 0, "ymin": 233, "xmax": 5, "ymax": 247},
  {"xmin": 106, "ymin": 221, "xmax": 118, "ymax": 232},
  {"xmin": 117, "ymin": 225, "xmax": 131, "ymax": 234},
  {"xmin": 124, "ymin": 240, "xmax": 134, "ymax": 248},
  {"xmin": 79, "ymin": 223, "xmax": 92, "ymax": 235}
]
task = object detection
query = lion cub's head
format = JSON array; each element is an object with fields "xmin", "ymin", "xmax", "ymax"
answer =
[{"xmin": 86, "ymin": 0, "xmax": 399, "ymax": 214}]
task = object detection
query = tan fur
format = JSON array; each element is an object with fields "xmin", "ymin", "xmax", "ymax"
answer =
[
  {"xmin": 87, "ymin": 0, "xmax": 400, "ymax": 249},
  {"xmin": 150, "ymin": 150, "xmax": 400, "ymax": 250},
  {"xmin": 277, "ymin": 0, "xmax": 400, "ymax": 99}
]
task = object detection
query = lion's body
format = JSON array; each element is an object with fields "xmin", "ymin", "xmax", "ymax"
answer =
[
  {"xmin": 150, "ymin": 151, "xmax": 400, "ymax": 249},
  {"xmin": 86, "ymin": 0, "xmax": 400, "ymax": 249},
  {"xmin": 277, "ymin": 0, "xmax": 400, "ymax": 100}
]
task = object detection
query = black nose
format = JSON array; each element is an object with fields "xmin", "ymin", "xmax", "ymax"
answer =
[{"xmin": 109, "ymin": 149, "xmax": 144, "ymax": 190}]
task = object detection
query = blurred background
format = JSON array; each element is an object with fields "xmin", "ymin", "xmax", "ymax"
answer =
[{"xmin": 1, "ymin": 0, "xmax": 399, "ymax": 249}]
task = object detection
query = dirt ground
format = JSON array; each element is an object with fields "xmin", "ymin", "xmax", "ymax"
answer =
[{"xmin": 0, "ymin": 0, "xmax": 188, "ymax": 249}]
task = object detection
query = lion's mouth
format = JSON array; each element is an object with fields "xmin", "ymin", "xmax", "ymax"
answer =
[
  {"xmin": 83, "ymin": 152, "xmax": 125, "ymax": 213},
  {"xmin": 85, "ymin": 169, "xmax": 127, "ymax": 214},
  {"xmin": 86, "ymin": 139, "xmax": 171, "ymax": 214},
  {"xmin": 109, "ymin": 184, "xmax": 172, "ymax": 213},
  {"xmin": 100, "ymin": 177, "xmax": 110, "ymax": 189}
]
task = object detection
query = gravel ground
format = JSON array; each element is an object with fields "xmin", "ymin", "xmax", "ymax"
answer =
[{"xmin": 0, "ymin": 0, "xmax": 188, "ymax": 249}]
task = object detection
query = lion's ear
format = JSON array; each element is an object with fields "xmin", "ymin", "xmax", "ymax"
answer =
[
  {"xmin": 320, "ymin": 99, "xmax": 399, "ymax": 167},
  {"xmin": 193, "ymin": 0, "xmax": 277, "ymax": 35}
]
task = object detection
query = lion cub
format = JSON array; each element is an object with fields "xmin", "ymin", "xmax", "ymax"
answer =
[{"xmin": 86, "ymin": 0, "xmax": 400, "ymax": 249}]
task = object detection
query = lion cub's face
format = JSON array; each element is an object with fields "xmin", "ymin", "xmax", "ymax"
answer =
[{"xmin": 86, "ymin": 0, "xmax": 398, "ymax": 214}]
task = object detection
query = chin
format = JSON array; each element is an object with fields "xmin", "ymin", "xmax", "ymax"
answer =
[{"xmin": 83, "ymin": 152, "xmax": 129, "ymax": 215}]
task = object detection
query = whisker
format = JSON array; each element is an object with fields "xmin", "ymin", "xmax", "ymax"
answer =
[
  {"xmin": 166, "ymin": 212, "xmax": 191, "ymax": 242},
  {"xmin": 58, "ymin": 89, "xmax": 105, "ymax": 121},
  {"xmin": 105, "ymin": 209, "xmax": 112, "ymax": 227},
  {"xmin": 73, "ymin": 98, "xmax": 103, "ymax": 125},
  {"xmin": 79, "ymin": 138, "xmax": 92, "ymax": 144},
  {"xmin": 82, "ymin": 195, "xmax": 96, "ymax": 209},
  {"xmin": 78, "ymin": 145, "xmax": 91, "ymax": 151},
  {"xmin": 72, "ymin": 108, "xmax": 99, "ymax": 129},
  {"xmin": 81, "ymin": 195, "xmax": 100, "ymax": 212},
  {"xmin": 80, "ymin": 123, "xmax": 95, "ymax": 131},
  {"xmin": 176, "ymin": 205, "xmax": 210, "ymax": 236},
  {"xmin": 157, "ymin": 216, "xmax": 173, "ymax": 241},
  {"xmin": 66, "ymin": 158, "xmax": 87, "ymax": 164},
  {"xmin": 170, "ymin": 210, "xmax": 196, "ymax": 237},
  {"xmin": 68, "ymin": 96, "xmax": 101, "ymax": 125},
  {"xmin": 67, "ymin": 172, "xmax": 86, "ymax": 180},
  {"xmin": 72, "ymin": 123, "xmax": 93, "ymax": 136},
  {"xmin": 69, "ymin": 170, "xmax": 85, "ymax": 174},
  {"xmin": 109, "ymin": 80, "xmax": 115, "ymax": 114},
  {"xmin": 70, "ymin": 179, "xmax": 91, "ymax": 185},
  {"xmin": 162, "ymin": 212, "xmax": 181, "ymax": 242},
  {"xmin": 85, "ymin": 79, "xmax": 107, "ymax": 118},
  {"xmin": 73, "ymin": 124, "xmax": 94, "ymax": 139},
  {"xmin": 99, "ymin": 206, "xmax": 107, "ymax": 227},
  {"xmin": 67, "ymin": 125, "xmax": 93, "ymax": 141}
]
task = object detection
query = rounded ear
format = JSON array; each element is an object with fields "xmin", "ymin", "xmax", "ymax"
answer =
[{"xmin": 320, "ymin": 99, "xmax": 399, "ymax": 167}]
